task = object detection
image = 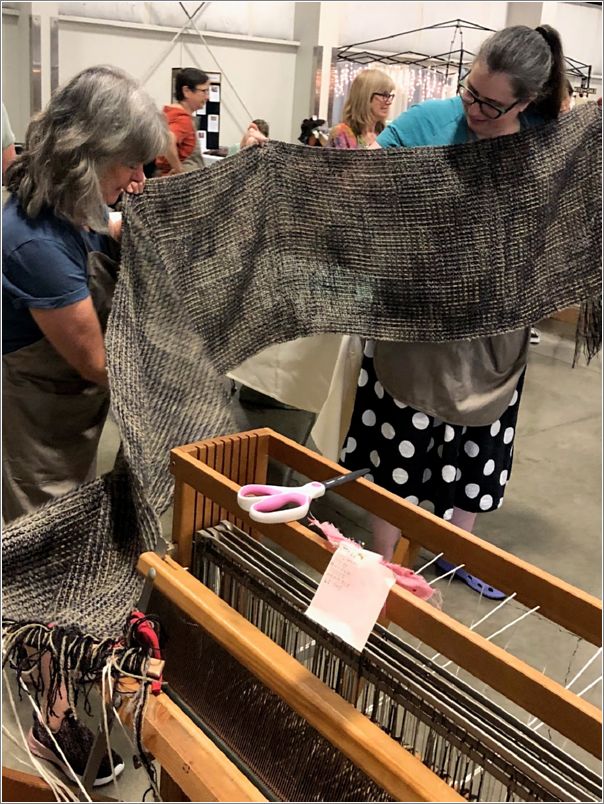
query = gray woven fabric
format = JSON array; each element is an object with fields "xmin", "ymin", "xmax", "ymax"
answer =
[{"xmin": 3, "ymin": 103, "xmax": 601, "ymax": 639}]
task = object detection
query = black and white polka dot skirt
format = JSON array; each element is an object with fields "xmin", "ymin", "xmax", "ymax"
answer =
[{"xmin": 341, "ymin": 344, "xmax": 525, "ymax": 520}]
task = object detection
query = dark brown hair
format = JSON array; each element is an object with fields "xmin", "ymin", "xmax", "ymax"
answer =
[{"xmin": 477, "ymin": 24, "xmax": 566, "ymax": 120}]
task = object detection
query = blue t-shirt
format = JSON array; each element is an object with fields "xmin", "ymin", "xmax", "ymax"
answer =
[
  {"xmin": 378, "ymin": 95, "xmax": 544, "ymax": 149},
  {"xmin": 2, "ymin": 196, "xmax": 110, "ymax": 354}
]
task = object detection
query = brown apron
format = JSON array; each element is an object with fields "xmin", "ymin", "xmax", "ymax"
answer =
[
  {"xmin": 373, "ymin": 329, "xmax": 530, "ymax": 427},
  {"xmin": 2, "ymin": 251, "xmax": 117, "ymax": 523}
]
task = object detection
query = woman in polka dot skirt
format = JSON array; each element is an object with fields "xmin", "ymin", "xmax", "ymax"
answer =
[{"xmin": 341, "ymin": 24, "xmax": 568, "ymax": 598}]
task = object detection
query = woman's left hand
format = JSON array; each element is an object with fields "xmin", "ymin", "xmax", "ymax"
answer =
[{"xmin": 126, "ymin": 177, "xmax": 146, "ymax": 194}]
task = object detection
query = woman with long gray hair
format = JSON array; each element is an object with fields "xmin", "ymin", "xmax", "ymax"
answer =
[
  {"xmin": 2, "ymin": 67, "xmax": 169, "ymax": 783},
  {"xmin": 2, "ymin": 64, "xmax": 168, "ymax": 783},
  {"xmin": 341, "ymin": 25, "xmax": 569, "ymax": 597}
]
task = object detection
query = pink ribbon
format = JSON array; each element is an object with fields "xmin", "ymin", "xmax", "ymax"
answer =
[{"xmin": 308, "ymin": 517, "xmax": 439, "ymax": 606}]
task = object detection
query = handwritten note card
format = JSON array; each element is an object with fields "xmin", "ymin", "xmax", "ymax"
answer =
[{"xmin": 305, "ymin": 542, "xmax": 396, "ymax": 652}]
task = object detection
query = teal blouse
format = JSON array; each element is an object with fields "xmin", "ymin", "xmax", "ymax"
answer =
[{"xmin": 377, "ymin": 95, "xmax": 544, "ymax": 148}]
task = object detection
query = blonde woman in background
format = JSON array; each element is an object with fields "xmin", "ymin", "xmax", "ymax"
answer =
[{"xmin": 327, "ymin": 69, "xmax": 396, "ymax": 149}]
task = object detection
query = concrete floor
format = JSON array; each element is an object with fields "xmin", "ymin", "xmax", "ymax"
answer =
[{"xmin": 3, "ymin": 319, "xmax": 602, "ymax": 800}]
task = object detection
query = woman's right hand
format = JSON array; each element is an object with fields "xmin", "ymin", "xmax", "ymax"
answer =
[{"xmin": 240, "ymin": 123, "xmax": 268, "ymax": 149}]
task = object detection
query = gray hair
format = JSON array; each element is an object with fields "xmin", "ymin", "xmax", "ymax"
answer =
[
  {"xmin": 6, "ymin": 65, "xmax": 169, "ymax": 231},
  {"xmin": 476, "ymin": 25, "xmax": 566, "ymax": 119}
]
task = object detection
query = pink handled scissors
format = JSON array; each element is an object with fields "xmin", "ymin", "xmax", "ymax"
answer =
[{"xmin": 237, "ymin": 467, "xmax": 370, "ymax": 524}]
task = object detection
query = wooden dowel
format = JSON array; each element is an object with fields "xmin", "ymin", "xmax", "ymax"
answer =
[{"xmin": 119, "ymin": 680, "xmax": 266, "ymax": 802}]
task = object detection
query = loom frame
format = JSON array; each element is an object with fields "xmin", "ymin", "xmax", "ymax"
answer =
[
  {"xmin": 132, "ymin": 427, "xmax": 601, "ymax": 802},
  {"xmin": 138, "ymin": 550, "xmax": 463, "ymax": 802}
]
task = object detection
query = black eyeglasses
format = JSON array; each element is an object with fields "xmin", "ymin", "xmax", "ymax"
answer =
[
  {"xmin": 458, "ymin": 82, "xmax": 519, "ymax": 120},
  {"xmin": 371, "ymin": 92, "xmax": 395, "ymax": 103}
]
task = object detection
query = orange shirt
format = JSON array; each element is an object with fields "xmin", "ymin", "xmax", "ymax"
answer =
[{"xmin": 155, "ymin": 105, "xmax": 197, "ymax": 175}]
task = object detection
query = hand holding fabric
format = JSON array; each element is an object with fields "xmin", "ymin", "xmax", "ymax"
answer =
[
  {"xmin": 240, "ymin": 123, "xmax": 268, "ymax": 149},
  {"xmin": 126, "ymin": 177, "xmax": 146, "ymax": 194}
]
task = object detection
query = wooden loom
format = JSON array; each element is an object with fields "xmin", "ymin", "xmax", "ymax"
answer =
[
  {"xmin": 127, "ymin": 426, "xmax": 602, "ymax": 803},
  {"xmin": 6, "ymin": 427, "xmax": 599, "ymax": 802}
]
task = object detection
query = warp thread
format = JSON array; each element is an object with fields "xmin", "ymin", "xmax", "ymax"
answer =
[{"xmin": 2, "ymin": 617, "xmax": 160, "ymax": 795}]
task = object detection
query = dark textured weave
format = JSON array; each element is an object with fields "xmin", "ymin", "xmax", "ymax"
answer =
[
  {"xmin": 128, "ymin": 105, "xmax": 600, "ymax": 364},
  {"xmin": 3, "ymin": 103, "xmax": 601, "ymax": 640}
]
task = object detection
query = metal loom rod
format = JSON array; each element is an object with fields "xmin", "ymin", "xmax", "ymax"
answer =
[
  {"xmin": 170, "ymin": 441, "xmax": 603, "ymax": 757},
  {"xmin": 265, "ymin": 428, "xmax": 602, "ymax": 647},
  {"xmin": 365, "ymin": 641, "xmax": 592, "ymax": 801}
]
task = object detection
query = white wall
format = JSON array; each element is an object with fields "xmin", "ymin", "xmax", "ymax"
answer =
[
  {"xmin": 2, "ymin": 1, "xmax": 601, "ymax": 145},
  {"xmin": 541, "ymin": 0, "xmax": 602, "ymax": 97},
  {"xmin": 542, "ymin": 1, "xmax": 602, "ymax": 74},
  {"xmin": 333, "ymin": 1, "xmax": 601, "ymax": 104},
  {"xmin": 56, "ymin": 1, "xmax": 296, "ymax": 39},
  {"xmin": 56, "ymin": 17, "xmax": 297, "ymax": 145},
  {"xmin": 335, "ymin": 1, "xmax": 600, "ymax": 75},
  {"xmin": 1, "ymin": 12, "xmax": 26, "ymax": 140}
]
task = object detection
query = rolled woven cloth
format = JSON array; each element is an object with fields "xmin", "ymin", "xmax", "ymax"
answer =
[{"xmin": 3, "ymin": 103, "xmax": 600, "ymax": 645}]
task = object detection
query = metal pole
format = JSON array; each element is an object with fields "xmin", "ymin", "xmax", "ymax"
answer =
[
  {"xmin": 457, "ymin": 44, "xmax": 465, "ymax": 88},
  {"xmin": 139, "ymin": 2, "xmax": 207, "ymax": 86},
  {"xmin": 179, "ymin": 1, "xmax": 254, "ymax": 123}
]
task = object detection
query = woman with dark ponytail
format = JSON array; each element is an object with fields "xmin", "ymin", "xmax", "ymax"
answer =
[
  {"xmin": 340, "ymin": 25, "xmax": 572, "ymax": 598},
  {"xmin": 479, "ymin": 24, "xmax": 567, "ymax": 121}
]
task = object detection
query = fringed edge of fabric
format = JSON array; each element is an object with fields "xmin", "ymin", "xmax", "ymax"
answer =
[
  {"xmin": 2, "ymin": 616, "xmax": 161, "ymax": 799},
  {"xmin": 573, "ymin": 295, "xmax": 602, "ymax": 367}
]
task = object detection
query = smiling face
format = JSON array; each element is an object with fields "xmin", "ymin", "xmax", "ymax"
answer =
[
  {"xmin": 370, "ymin": 90, "xmax": 394, "ymax": 123},
  {"xmin": 99, "ymin": 163, "xmax": 145, "ymax": 205},
  {"xmin": 462, "ymin": 61, "xmax": 532, "ymax": 138},
  {"xmin": 182, "ymin": 81, "xmax": 210, "ymax": 113}
]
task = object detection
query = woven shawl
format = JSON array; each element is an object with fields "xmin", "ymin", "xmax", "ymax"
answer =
[{"xmin": 3, "ymin": 103, "xmax": 601, "ymax": 642}]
